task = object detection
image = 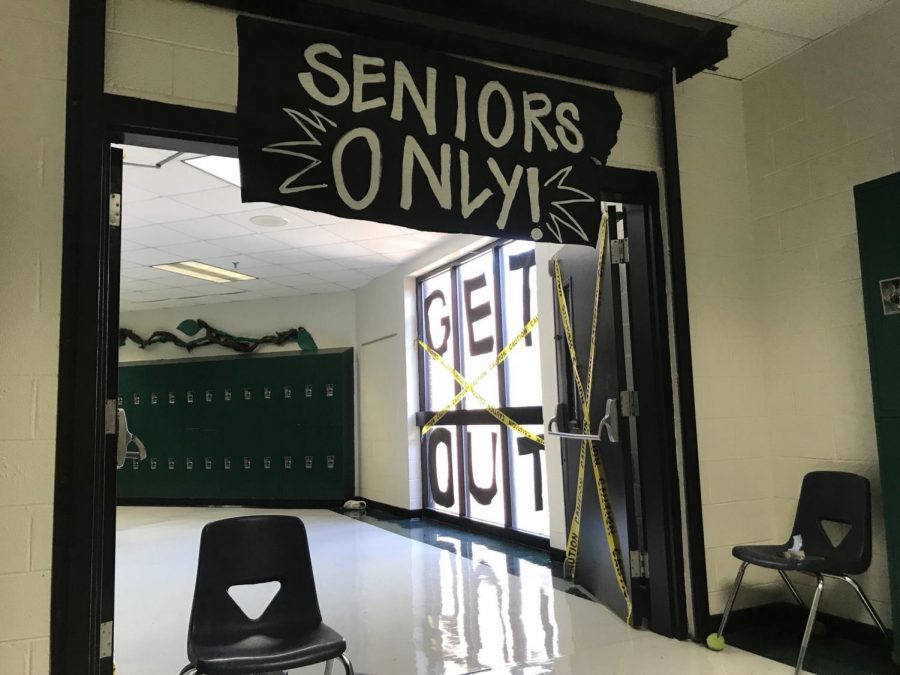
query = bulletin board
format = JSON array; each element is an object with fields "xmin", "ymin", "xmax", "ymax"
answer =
[{"xmin": 116, "ymin": 348, "xmax": 354, "ymax": 503}]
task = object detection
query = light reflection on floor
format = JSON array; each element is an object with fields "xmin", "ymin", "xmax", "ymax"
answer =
[{"xmin": 114, "ymin": 507, "xmax": 797, "ymax": 674}]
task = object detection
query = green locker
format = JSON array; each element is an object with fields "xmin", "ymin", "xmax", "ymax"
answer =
[
  {"xmin": 117, "ymin": 349, "xmax": 354, "ymax": 503},
  {"xmin": 855, "ymin": 173, "xmax": 900, "ymax": 663}
]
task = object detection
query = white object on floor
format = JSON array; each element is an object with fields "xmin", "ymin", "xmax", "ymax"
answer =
[{"xmin": 114, "ymin": 507, "xmax": 795, "ymax": 674}]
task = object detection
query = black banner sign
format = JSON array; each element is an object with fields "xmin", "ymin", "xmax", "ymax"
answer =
[{"xmin": 237, "ymin": 17, "xmax": 622, "ymax": 246}]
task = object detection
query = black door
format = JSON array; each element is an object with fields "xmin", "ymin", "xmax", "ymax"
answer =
[
  {"xmin": 551, "ymin": 211, "xmax": 638, "ymax": 624},
  {"xmin": 101, "ymin": 146, "xmax": 124, "ymax": 673},
  {"xmin": 551, "ymin": 168, "xmax": 686, "ymax": 636}
]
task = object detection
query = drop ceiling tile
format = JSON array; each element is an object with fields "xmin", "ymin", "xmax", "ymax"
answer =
[
  {"xmin": 627, "ymin": 0, "xmax": 745, "ymax": 16},
  {"xmin": 337, "ymin": 276, "xmax": 375, "ymax": 290},
  {"xmin": 122, "ymin": 214, "xmax": 154, "ymax": 230},
  {"xmin": 122, "ymin": 183, "xmax": 158, "ymax": 203},
  {"xmin": 120, "ymin": 247, "xmax": 189, "ymax": 266},
  {"xmin": 201, "ymin": 254, "xmax": 280, "ymax": 273},
  {"xmin": 359, "ymin": 235, "xmax": 427, "ymax": 254},
  {"xmin": 273, "ymin": 274, "xmax": 317, "ymax": 289},
  {"xmin": 124, "ymin": 225, "xmax": 198, "ymax": 248},
  {"xmin": 206, "ymin": 233, "xmax": 286, "ymax": 254},
  {"xmin": 260, "ymin": 286, "xmax": 304, "ymax": 298},
  {"xmin": 171, "ymin": 186, "xmax": 267, "ymax": 215},
  {"xmin": 289, "ymin": 207, "xmax": 346, "ymax": 225},
  {"xmin": 267, "ymin": 227, "xmax": 344, "ymax": 248},
  {"xmin": 301, "ymin": 241, "xmax": 382, "ymax": 259},
  {"xmin": 381, "ymin": 250, "xmax": 417, "ymax": 262},
  {"xmin": 122, "ymin": 160, "xmax": 229, "ymax": 196},
  {"xmin": 303, "ymin": 282, "xmax": 347, "ymax": 294},
  {"xmin": 711, "ymin": 26, "xmax": 809, "ymax": 79},
  {"xmin": 126, "ymin": 197, "xmax": 210, "ymax": 224},
  {"xmin": 242, "ymin": 248, "xmax": 322, "ymax": 265},
  {"xmin": 322, "ymin": 219, "xmax": 413, "ymax": 241},
  {"xmin": 121, "ymin": 239, "xmax": 147, "ymax": 252},
  {"xmin": 164, "ymin": 216, "xmax": 255, "ymax": 240},
  {"xmin": 156, "ymin": 286, "xmax": 226, "ymax": 300},
  {"xmin": 341, "ymin": 254, "xmax": 394, "ymax": 269},
  {"xmin": 283, "ymin": 259, "xmax": 347, "ymax": 274},
  {"xmin": 158, "ymin": 240, "xmax": 244, "ymax": 261},
  {"xmin": 228, "ymin": 278, "xmax": 285, "ymax": 292},
  {"xmin": 366, "ymin": 267, "xmax": 393, "ymax": 280},
  {"xmin": 222, "ymin": 206, "xmax": 316, "ymax": 232},
  {"xmin": 724, "ymin": 0, "xmax": 889, "ymax": 40},
  {"xmin": 227, "ymin": 291, "xmax": 269, "ymax": 303},
  {"xmin": 313, "ymin": 270, "xmax": 374, "ymax": 286}
]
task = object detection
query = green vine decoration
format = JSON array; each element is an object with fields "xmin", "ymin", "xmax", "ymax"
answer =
[{"xmin": 119, "ymin": 319, "xmax": 318, "ymax": 353}]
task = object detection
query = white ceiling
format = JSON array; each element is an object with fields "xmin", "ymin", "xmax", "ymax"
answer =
[
  {"xmin": 629, "ymin": 0, "xmax": 892, "ymax": 79},
  {"xmin": 118, "ymin": 145, "xmax": 449, "ymax": 312}
]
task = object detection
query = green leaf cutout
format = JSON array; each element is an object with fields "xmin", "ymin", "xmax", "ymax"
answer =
[
  {"xmin": 176, "ymin": 319, "xmax": 201, "ymax": 336},
  {"xmin": 296, "ymin": 327, "xmax": 318, "ymax": 351}
]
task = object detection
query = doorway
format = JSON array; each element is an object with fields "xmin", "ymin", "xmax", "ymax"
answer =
[{"xmin": 551, "ymin": 169, "xmax": 685, "ymax": 636}]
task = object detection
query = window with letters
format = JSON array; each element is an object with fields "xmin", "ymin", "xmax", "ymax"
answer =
[{"xmin": 417, "ymin": 240, "xmax": 547, "ymax": 536}]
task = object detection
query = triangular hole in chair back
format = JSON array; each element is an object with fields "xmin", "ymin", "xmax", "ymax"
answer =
[
  {"xmin": 819, "ymin": 519, "xmax": 852, "ymax": 548},
  {"xmin": 227, "ymin": 580, "xmax": 282, "ymax": 620}
]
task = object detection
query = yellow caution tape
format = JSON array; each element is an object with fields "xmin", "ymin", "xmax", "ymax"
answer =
[
  {"xmin": 554, "ymin": 213, "xmax": 633, "ymax": 625},
  {"xmin": 420, "ymin": 314, "xmax": 539, "ymax": 435},
  {"xmin": 418, "ymin": 324, "xmax": 544, "ymax": 446}
]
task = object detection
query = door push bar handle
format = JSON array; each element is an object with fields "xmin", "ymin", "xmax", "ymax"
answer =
[
  {"xmin": 599, "ymin": 397, "xmax": 618, "ymax": 443},
  {"xmin": 547, "ymin": 398, "xmax": 618, "ymax": 443}
]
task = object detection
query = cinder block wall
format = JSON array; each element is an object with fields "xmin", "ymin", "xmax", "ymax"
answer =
[
  {"xmin": 675, "ymin": 73, "xmax": 783, "ymax": 615},
  {"xmin": 106, "ymin": 0, "xmax": 238, "ymax": 111},
  {"xmin": 0, "ymin": 2, "xmax": 68, "ymax": 673},
  {"xmin": 742, "ymin": 0, "xmax": 900, "ymax": 627}
]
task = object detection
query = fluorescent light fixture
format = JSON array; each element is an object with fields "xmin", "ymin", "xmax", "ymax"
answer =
[
  {"xmin": 183, "ymin": 155, "xmax": 242, "ymax": 186},
  {"xmin": 152, "ymin": 261, "xmax": 256, "ymax": 283}
]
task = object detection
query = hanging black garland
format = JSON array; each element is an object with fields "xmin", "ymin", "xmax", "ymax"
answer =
[{"xmin": 119, "ymin": 319, "xmax": 318, "ymax": 353}]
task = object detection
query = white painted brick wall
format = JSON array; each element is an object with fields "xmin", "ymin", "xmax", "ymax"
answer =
[
  {"xmin": 0, "ymin": 0, "xmax": 67, "ymax": 670},
  {"xmin": 105, "ymin": 0, "xmax": 238, "ymax": 111},
  {"xmin": 675, "ymin": 73, "xmax": 781, "ymax": 615},
  {"xmin": 743, "ymin": 0, "xmax": 900, "ymax": 628}
]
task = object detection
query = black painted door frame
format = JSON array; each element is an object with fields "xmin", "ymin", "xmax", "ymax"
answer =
[{"xmin": 54, "ymin": 1, "xmax": 718, "ymax": 671}]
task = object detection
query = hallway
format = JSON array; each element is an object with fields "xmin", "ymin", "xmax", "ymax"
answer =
[{"xmin": 114, "ymin": 507, "xmax": 794, "ymax": 674}]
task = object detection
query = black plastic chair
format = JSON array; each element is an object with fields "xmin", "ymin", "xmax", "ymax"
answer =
[
  {"xmin": 709, "ymin": 471, "xmax": 887, "ymax": 674},
  {"xmin": 179, "ymin": 515, "xmax": 354, "ymax": 675}
]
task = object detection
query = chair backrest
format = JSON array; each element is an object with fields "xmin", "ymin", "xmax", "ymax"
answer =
[
  {"xmin": 187, "ymin": 515, "xmax": 323, "ymax": 647},
  {"xmin": 791, "ymin": 471, "xmax": 872, "ymax": 573}
]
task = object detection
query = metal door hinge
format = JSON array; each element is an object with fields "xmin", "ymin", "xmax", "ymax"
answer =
[
  {"xmin": 99, "ymin": 621, "xmax": 113, "ymax": 659},
  {"xmin": 109, "ymin": 193, "xmax": 121, "ymax": 228},
  {"xmin": 610, "ymin": 238, "xmax": 630, "ymax": 264},
  {"xmin": 105, "ymin": 398, "xmax": 117, "ymax": 435},
  {"xmin": 620, "ymin": 390, "xmax": 639, "ymax": 417},
  {"xmin": 630, "ymin": 550, "xmax": 649, "ymax": 579}
]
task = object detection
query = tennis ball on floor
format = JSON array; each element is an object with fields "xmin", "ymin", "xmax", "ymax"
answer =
[{"xmin": 706, "ymin": 633, "xmax": 726, "ymax": 651}]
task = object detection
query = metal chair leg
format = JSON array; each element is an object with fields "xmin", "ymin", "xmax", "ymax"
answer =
[
  {"xmin": 827, "ymin": 573, "xmax": 889, "ymax": 640},
  {"xmin": 778, "ymin": 570, "xmax": 805, "ymax": 608},
  {"xmin": 340, "ymin": 653, "xmax": 355, "ymax": 675},
  {"xmin": 716, "ymin": 561, "xmax": 749, "ymax": 639},
  {"xmin": 795, "ymin": 574, "xmax": 824, "ymax": 675},
  {"xmin": 324, "ymin": 659, "xmax": 334, "ymax": 675}
]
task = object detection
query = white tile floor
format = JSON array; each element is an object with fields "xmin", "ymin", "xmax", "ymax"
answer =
[{"xmin": 114, "ymin": 507, "xmax": 796, "ymax": 674}]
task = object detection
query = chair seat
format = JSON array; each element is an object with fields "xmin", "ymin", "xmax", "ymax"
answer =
[
  {"xmin": 732, "ymin": 544, "xmax": 838, "ymax": 573},
  {"xmin": 190, "ymin": 623, "xmax": 346, "ymax": 674}
]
